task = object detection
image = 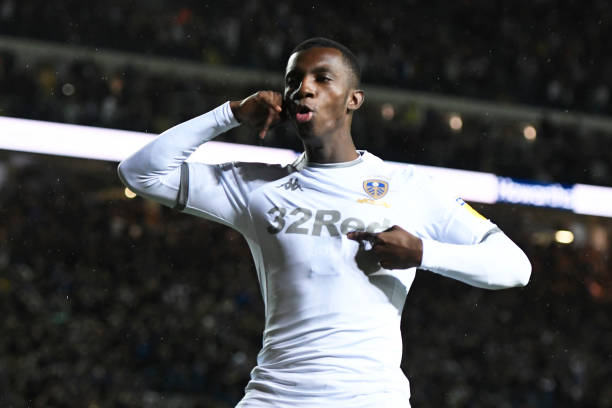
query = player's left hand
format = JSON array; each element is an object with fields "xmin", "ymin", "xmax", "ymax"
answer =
[{"xmin": 347, "ymin": 225, "xmax": 423, "ymax": 270}]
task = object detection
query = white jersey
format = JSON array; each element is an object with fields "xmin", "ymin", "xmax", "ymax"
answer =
[{"xmin": 118, "ymin": 102, "xmax": 530, "ymax": 408}]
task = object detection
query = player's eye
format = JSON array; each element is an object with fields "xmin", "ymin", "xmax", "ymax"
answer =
[
  {"xmin": 316, "ymin": 75, "xmax": 332, "ymax": 82},
  {"xmin": 285, "ymin": 75, "xmax": 300, "ymax": 87}
]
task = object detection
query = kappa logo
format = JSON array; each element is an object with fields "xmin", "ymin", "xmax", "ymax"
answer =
[
  {"xmin": 363, "ymin": 179, "xmax": 389, "ymax": 200},
  {"xmin": 277, "ymin": 177, "xmax": 304, "ymax": 191}
]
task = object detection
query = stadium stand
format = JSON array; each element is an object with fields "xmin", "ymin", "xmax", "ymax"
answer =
[
  {"xmin": 1, "ymin": 1, "xmax": 612, "ymax": 406},
  {"xmin": 2, "ymin": 0, "xmax": 612, "ymax": 114},
  {"xmin": 0, "ymin": 153, "xmax": 611, "ymax": 407}
]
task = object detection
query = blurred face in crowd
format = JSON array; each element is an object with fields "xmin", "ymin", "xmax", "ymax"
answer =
[{"xmin": 284, "ymin": 47, "xmax": 363, "ymax": 144}]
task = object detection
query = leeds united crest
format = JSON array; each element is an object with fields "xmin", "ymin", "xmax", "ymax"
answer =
[{"xmin": 363, "ymin": 179, "xmax": 389, "ymax": 200}]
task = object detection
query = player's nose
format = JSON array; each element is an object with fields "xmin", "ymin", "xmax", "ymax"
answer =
[{"xmin": 291, "ymin": 77, "xmax": 316, "ymax": 100}]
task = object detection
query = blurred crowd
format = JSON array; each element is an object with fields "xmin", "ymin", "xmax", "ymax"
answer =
[
  {"xmin": 0, "ymin": 153, "xmax": 611, "ymax": 407},
  {"xmin": 1, "ymin": 1, "xmax": 612, "ymax": 406},
  {"xmin": 2, "ymin": 0, "xmax": 612, "ymax": 115},
  {"xmin": 0, "ymin": 49, "xmax": 611, "ymax": 187},
  {"xmin": 0, "ymin": 156, "xmax": 264, "ymax": 407}
]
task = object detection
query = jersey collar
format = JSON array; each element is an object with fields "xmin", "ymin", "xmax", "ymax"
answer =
[{"xmin": 291, "ymin": 150, "xmax": 367, "ymax": 171}]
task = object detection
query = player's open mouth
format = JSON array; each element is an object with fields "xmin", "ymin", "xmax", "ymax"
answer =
[{"xmin": 295, "ymin": 106, "xmax": 314, "ymax": 123}]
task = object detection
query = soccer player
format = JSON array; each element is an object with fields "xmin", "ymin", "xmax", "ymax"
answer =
[{"xmin": 118, "ymin": 38, "xmax": 531, "ymax": 407}]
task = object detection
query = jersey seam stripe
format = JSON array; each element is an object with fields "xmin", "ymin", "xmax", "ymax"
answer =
[
  {"xmin": 174, "ymin": 162, "xmax": 189, "ymax": 211},
  {"xmin": 479, "ymin": 226, "xmax": 502, "ymax": 243}
]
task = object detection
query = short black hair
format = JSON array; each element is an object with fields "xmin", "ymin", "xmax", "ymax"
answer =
[{"xmin": 291, "ymin": 37, "xmax": 361, "ymax": 88}]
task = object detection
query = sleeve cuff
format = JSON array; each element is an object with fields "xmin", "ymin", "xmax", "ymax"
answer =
[
  {"xmin": 420, "ymin": 238, "xmax": 447, "ymax": 271},
  {"xmin": 213, "ymin": 101, "xmax": 241, "ymax": 129}
]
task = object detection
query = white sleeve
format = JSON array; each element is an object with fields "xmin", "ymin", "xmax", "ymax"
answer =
[
  {"xmin": 414, "ymin": 174, "xmax": 531, "ymax": 289},
  {"xmin": 117, "ymin": 102, "xmax": 253, "ymax": 231},
  {"xmin": 420, "ymin": 232, "xmax": 531, "ymax": 289}
]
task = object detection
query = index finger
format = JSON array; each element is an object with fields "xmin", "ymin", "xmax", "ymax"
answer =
[
  {"xmin": 258, "ymin": 106, "xmax": 282, "ymax": 139},
  {"xmin": 258, "ymin": 91, "xmax": 283, "ymax": 113},
  {"xmin": 347, "ymin": 231, "xmax": 378, "ymax": 243}
]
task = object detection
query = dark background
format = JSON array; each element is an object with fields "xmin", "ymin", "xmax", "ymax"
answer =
[{"xmin": 1, "ymin": 1, "xmax": 611, "ymax": 407}]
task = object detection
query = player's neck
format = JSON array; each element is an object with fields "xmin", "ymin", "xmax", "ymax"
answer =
[{"xmin": 303, "ymin": 138, "xmax": 359, "ymax": 164}]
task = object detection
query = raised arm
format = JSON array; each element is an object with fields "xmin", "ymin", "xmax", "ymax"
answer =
[
  {"xmin": 117, "ymin": 91, "xmax": 284, "ymax": 208},
  {"xmin": 117, "ymin": 101, "xmax": 240, "ymax": 207}
]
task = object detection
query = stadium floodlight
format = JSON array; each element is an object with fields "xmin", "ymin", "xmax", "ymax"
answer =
[
  {"xmin": 523, "ymin": 125, "xmax": 537, "ymax": 141},
  {"xmin": 448, "ymin": 114, "xmax": 463, "ymax": 131},
  {"xmin": 554, "ymin": 230, "xmax": 574, "ymax": 244},
  {"xmin": 124, "ymin": 188, "xmax": 137, "ymax": 199}
]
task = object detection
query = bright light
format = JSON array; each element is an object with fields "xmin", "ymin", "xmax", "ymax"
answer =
[
  {"xmin": 2, "ymin": 116, "xmax": 612, "ymax": 218},
  {"xmin": 380, "ymin": 103, "xmax": 395, "ymax": 120},
  {"xmin": 0, "ymin": 116, "xmax": 299, "ymax": 163},
  {"xmin": 124, "ymin": 187, "xmax": 137, "ymax": 199},
  {"xmin": 449, "ymin": 114, "xmax": 463, "ymax": 131},
  {"xmin": 554, "ymin": 230, "xmax": 574, "ymax": 244},
  {"xmin": 523, "ymin": 125, "xmax": 537, "ymax": 141}
]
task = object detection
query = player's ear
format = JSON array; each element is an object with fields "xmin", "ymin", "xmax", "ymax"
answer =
[{"xmin": 347, "ymin": 89, "xmax": 364, "ymax": 113}]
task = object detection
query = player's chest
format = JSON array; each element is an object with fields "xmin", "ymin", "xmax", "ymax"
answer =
[{"xmin": 248, "ymin": 174, "xmax": 406, "ymax": 238}]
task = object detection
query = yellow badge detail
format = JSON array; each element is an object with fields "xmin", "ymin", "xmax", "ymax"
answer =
[
  {"xmin": 363, "ymin": 179, "xmax": 389, "ymax": 200},
  {"xmin": 356, "ymin": 198, "xmax": 391, "ymax": 208}
]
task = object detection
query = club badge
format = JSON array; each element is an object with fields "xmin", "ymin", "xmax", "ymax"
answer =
[{"xmin": 363, "ymin": 179, "xmax": 389, "ymax": 200}]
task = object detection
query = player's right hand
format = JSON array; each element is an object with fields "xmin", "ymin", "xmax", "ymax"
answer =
[{"xmin": 230, "ymin": 91, "xmax": 284, "ymax": 139}]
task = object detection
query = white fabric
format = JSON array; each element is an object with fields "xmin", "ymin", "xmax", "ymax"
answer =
[
  {"xmin": 118, "ymin": 102, "xmax": 531, "ymax": 408},
  {"xmin": 421, "ymin": 232, "xmax": 531, "ymax": 289}
]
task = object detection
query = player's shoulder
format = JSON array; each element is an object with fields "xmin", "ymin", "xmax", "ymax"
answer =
[
  {"xmin": 361, "ymin": 151, "xmax": 419, "ymax": 183},
  {"xmin": 362, "ymin": 153, "xmax": 451, "ymax": 202},
  {"xmin": 218, "ymin": 160, "xmax": 295, "ymax": 183}
]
